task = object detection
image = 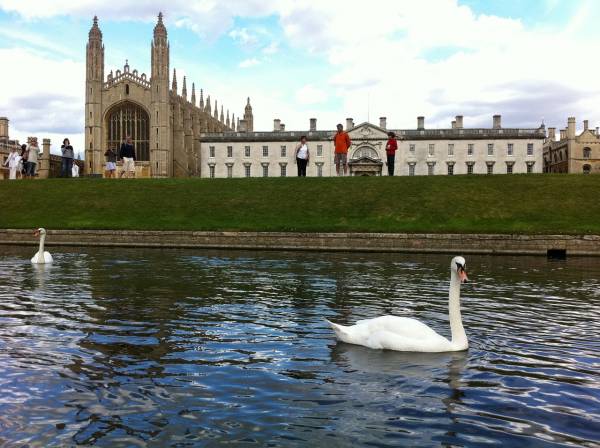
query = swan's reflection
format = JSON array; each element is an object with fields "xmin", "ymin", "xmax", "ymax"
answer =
[
  {"xmin": 31, "ymin": 262, "xmax": 53, "ymax": 290},
  {"xmin": 330, "ymin": 343, "xmax": 468, "ymax": 420}
]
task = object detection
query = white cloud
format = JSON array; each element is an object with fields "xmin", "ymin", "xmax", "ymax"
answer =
[
  {"xmin": 239, "ymin": 58, "xmax": 260, "ymax": 68},
  {"xmin": 228, "ymin": 28, "xmax": 258, "ymax": 46},
  {"xmin": 295, "ymin": 84, "xmax": 328, "ymax": 105},
  {"xmin": 0, "ymin": 47, "xmax": 84, "ymax": 154},
  {"xmin": 262, "ymin": 41, "xmax": 279, "ymax": 55}
]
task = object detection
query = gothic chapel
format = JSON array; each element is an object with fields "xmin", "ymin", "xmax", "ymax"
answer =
[{"xmin": 84, "ymin": 13, "xmax": 253, "ymax": 177}]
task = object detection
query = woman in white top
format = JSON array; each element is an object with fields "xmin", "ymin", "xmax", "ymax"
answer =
[
  {"xmin": 295, "ymin": 136, "xmax": 310, "ymax": 177},
  {"xmin": 3, "ymin": 147, "xmax": 22, "ymax": 180}
]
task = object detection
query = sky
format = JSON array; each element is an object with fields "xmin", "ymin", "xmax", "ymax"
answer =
[{"xmin": 0, "ymin": 0, "xmax": 599, "ymax": 154}]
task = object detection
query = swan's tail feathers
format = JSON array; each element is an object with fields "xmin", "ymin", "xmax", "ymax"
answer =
[{"xmin": 326, "ymin": 319, "xmax": 351, "ymax": 342}]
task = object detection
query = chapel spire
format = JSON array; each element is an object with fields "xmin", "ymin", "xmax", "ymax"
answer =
[
  {"xmin": 182, "ymin": 76, "xmax": 187, "ymax": 99},
  {"xmin": 172, "ymin": 68, "xmax": 177, "ymax": 92},
  {"xmin": 191, "ymin": 82, "xmax": 196, "ymax": 105}
]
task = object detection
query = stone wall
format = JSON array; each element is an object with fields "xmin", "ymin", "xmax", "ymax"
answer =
[{"xmin": 2, "ymin": 229, "xmax": 599, "ymax": 256}]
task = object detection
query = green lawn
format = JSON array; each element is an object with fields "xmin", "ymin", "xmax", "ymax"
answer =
[{"xmin": 1, "ymin": 175, "xmax": 599, "ymax": 234}]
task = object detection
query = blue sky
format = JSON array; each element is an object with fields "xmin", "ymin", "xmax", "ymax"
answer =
[{"xmin": 0, "ymin": 0, "xmax": 599, "ymax": 152}]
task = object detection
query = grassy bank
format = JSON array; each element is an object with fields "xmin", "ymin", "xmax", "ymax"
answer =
[{"xmin": 1, "ymin": 175, "xmax": 599, "ymax": 234}]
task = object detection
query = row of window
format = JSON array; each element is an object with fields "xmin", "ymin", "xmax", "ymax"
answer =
[
  {"xmin": 207, "ymin": 161, "xmax": 535, "ymax": 178},
  {"xmin": 209, "ymin": 145, "xmax": 325, "ymax": 158},
  {"xmin": 208, "ymin": 143, "xmax": 536, "ymax": 158},
  {"xmin": 208, "ymin": 163, "xmax": 326, "ymax": 178},
  {"xmin": 414, "ymin": 143, "xmax": 535, "ymax": 157},
  {"xmin": 408, "ymin": 161, "xmax": 535, "ymax": 176}
]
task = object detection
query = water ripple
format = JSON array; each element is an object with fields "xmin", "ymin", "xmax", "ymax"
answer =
[{"xmin": 0, "ymin": 247, "xmax": 599, "ymax": 447}]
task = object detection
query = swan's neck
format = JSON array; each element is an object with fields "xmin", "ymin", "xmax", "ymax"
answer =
[
  {"xmin": 449, "ymin": 271, "xmax": 467, "ymax": 348},
  {"xmin": 38, "ymin": 233, "xmax": 45, "ymax": 257}
]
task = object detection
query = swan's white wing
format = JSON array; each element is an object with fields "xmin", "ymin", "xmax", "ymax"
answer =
[
  {"xmin": 356, "ymin": 315, "xmax": 442, "ymax": 339},
  {"xmin": 43, "ymin": 252, "xmax": 53, "ymax": 263}
]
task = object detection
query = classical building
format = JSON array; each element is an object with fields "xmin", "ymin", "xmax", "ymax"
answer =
[
  {"xmin": 199, "ymin": 115, "xmax": 545, "ymax": 178},
  {"xmin": 543, "ymin": 117, "xmax": 600, "ymax": 174},
  {"xmin": 84, "ymin": 13, "xmax": 252, "ymax": 178}
]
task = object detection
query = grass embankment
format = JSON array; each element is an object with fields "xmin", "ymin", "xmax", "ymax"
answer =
[{"xmin": 0, "ymin": 175, "xmax": 598, "ymax": 234}]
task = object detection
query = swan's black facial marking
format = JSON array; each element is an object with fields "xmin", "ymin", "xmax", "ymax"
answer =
[{"xmin": 455, "ymin": 262, "xmax": 465, "ymax": 272}]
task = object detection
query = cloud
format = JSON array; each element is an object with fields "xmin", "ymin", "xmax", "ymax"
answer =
[
  {"xmin": 295, "ymin": 84, "xmax": 328, "ymax": 105},
  {"xmin": 239, "ymin": 58, "xmax": 260, "ymax": 68},
  {"xmin": 228, "ymin": 28, "xmax": 259, "ymax": 46},
  {"xmin": 262, "ymin": 41, "xmax": 279, "ymax": 55}
]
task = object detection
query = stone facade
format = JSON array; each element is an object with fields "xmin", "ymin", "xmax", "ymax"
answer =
[
  {"xmin": 199, "ymin": 115, "xmax": 545, "ymax": 178},
  {"xmin": 84, "ymin": 14, "xmax": 251, "ymax": 178},
  {"xmin": 543, "ymin": 117, "xmax": 600, "ymax": 174},
  {"xmin": 2, "ymin": 229, "xmax": 599, "ymax": 256}
]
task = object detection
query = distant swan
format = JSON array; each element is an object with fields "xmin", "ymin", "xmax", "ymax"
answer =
[
  {"xmin": 327, "ymin": 256, "xmax": 469, "ymax": 352},
  {"xmin": 31, "ymin": 228, "xmax": 53, "ymax": 264}
]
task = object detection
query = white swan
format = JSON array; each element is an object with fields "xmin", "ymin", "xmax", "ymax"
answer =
[
  {"xmin": 31, "ymin": 228, "xmax": 53, "ymax": 264},
  {"xmin": 327, "ymin": 256, "xmax": 469, "ymax": 352}
]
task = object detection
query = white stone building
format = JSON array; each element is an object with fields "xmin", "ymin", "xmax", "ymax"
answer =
[{"xmin": 199, "ymin": 115, "xmax": 545, "ymax": 178}]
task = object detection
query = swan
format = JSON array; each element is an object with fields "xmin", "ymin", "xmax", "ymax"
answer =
[
  {"xmin": 31, "ymin": 228, "xmax": 53, "ymax": 264},
  {"xmin": 327, "ymin": 256, "xmax": 469, "ymax": 352}
]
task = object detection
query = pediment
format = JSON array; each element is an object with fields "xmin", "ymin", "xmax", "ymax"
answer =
[
  {"xmin": 349, "ymin": 122, "xmax": 389, "ymax": 139},
  {"xmin": 577, "ymin": 129, "xmax": 600, "ymax": 143},
  {"xmin": 349, "ymin": 156, "xmax": 383, "ymax": 165}
]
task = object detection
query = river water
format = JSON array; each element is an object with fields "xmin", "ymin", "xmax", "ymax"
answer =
[{"xmin": 0, "ymin": 247, "xmax": 598, "ymax": 447}]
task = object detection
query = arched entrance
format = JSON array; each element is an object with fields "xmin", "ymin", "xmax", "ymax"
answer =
[{"xmin": 105, "ymin": 101, "xmax": 150, "ymax": 160}]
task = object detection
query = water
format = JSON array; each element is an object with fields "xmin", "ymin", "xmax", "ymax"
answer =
[{"xmin": 0, "ymin": 247, "xmax": 599, "ymax": 447}]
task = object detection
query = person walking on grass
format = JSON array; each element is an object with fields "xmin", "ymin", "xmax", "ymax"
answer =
[
  {"xmin": 333, "ymin": 123, "xmax": 351, "ymax": 176},
  {"xmin": 3, "ymin": 147, "xmax": 22, "ymax": 180},
  {"xmin": 26, "ymin": 139, "xmax": 40, "ymax": 178},
  {"xmin": 386, "ymin": 131, "xmax": 398, "ymax": 176},
  {"xmin": 119, "ymin": 135, "xmax": 136, "ymax": 178},
  {"xmin": 104, "ymin": 146, "xmax": 117, "ymax": 178},
  {"xmin": 20, "ymin": 144, "xmax": 28, "ymax": 178},
  {"xmin": 60, "ymin": 138, "xmax": 74, "ymax": 178},
  {"xmin": 295, "ymin": 135, "xmax": 310, "ymax": 177}
]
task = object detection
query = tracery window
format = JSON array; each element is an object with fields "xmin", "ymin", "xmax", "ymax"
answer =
[{"xmin": 106, "ymin": 102, "xmax": 150, "ymax": 160}]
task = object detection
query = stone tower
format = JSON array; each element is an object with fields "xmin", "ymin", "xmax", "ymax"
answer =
[
  {"xmin": 243, "ymin": 97, "xmax": 254, "ymax": 132},
  {"xmin": 150, "ymin": 12, "xmax": 171, "ymax": 177},
  {"xmin": 85, "ymin": 16, "xmax": 104, "ymax": 175}
]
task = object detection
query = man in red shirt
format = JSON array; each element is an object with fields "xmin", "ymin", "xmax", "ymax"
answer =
[
  {"xmin": 333, "ymin": 123, "xmax": 351, "ymax": 176},
  {"xmin": 386, "ymin": 131, "xmax": 398, "ymax": 176}
]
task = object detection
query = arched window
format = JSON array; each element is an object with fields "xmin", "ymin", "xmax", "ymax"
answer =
[
  {"xmin": 125, "ymin": 84, "xmax": 130, "ymax": 95},
  {"xmin": 583, "ymin": 147, "xmax": 591, "ymax": 159},
  {"xmin": 583, "ymin": 164, "xmax": 591, "ymax": 174},
  {"xmin": 352, "ymin": 146, "xmax": 379, "ymax": 160},
  {"xmin": 106, "ymin": 102, "xmax": 150, "ymax": 160}
]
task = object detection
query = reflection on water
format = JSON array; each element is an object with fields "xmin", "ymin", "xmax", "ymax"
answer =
[{"xmin": 0, "ymin": 247, "xmax": 599, "ymax": 447}]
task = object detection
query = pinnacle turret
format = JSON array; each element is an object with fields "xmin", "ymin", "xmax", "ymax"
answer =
[
  {"xmin": 182, "ymin": 76, "xmax": 187, "ymax": 99},
  {"xmin": 191, "ymin": 82, "xmax": 196, "ymax": 105},
  {"xmin": 214, "ymin": 100, "xmax": 218, "ymax": 119},
  {"xmin": 226, "ymin": 110, "xmax": 230, "ymax": 127},
  {"xmin": 220, "ymin": 106, "xmax": 224, "ymax": 123},
  {"xmin": 199, "ymin": 89, "xmax": 204, "ymax": 108},
  {"xmin": 172, "ymin": 68, "xmax": 177, "ymax": 92}
]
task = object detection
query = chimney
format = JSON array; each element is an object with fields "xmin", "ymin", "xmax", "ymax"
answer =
[
  {"xmin": 560, "ymin": 129, "xmax": 566, "ymax": 140},
  {"xmin": 548, "ymin": 127, "xmax": 556, "ymax": 141},
  {"xmin": 379, "ymin": 117, "xmax": 387, "ymax": 129},
  {"xmin": 455, "ymin": 115, "xmax": 463, "ymax": 129},
  {"xmin": 451, "ymin": 120, "xmax": 456, "ymax": 129},
  {"xmin": 309, "ymin": 118, "xmax": 317, "ymax": 131},
  {"xmin": 0, "ymin": 117, "xmax": 8, "ymax": 139},
  {"xmin": 346, "ymin": 118, "xmax": 354, "ymax": 130},
  {"xmin": 273, "ymin": 118, "xmax": 281, "ymax": 131},
  {"xmin": 567, "ymin": 117, "xmax": 576, "ymax": 139},
  {"xmin": 417, "ymin": 116, "xmax": 425, "ymax": 130},
  {"xmin": 280, "ymin": 123, "xmax": 285, "ymax": 131},
  {"xmin": 493, "ymin": 115, "xmax": 502, "ymax": 129},
  {"xmin": 583, "ymin": 120, "xmax": 589, "ymax": 131}
]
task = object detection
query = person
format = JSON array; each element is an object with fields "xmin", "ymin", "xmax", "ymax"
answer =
[
  {"xmin": 119, "ymin": 136, "xmax": 136, "ymax": 178},
  {"xmin": 295, "ymin": 135, "xmax": 310, "ymax": 177},
  {"xmin": 60, "ymin": 138, "xmax": 74, "ymax": 178},
  {"xmin": 333, "ymin": 123, "xmax": 351, "ymax": 176},
  {"xmin": 20, "ymin": 144, "xmax": 28, "ymax": 178},
  {"xmin": 71, "ymin": 162, "xmax": 80, "ymax": 177},
  {"xmin": 3, "ymin": 147, "xmax": 22, "ymax": 180},
  {"xmin": 385, "ymin": 131, "xmax": 398, "ymax": 176},
  {"xmin": 26, "ymin": 139, "xmax": 40, "ymax": 178},
  {"xmin": 104, "ymin": 146, "xmax": 117, "ymax": 178}
]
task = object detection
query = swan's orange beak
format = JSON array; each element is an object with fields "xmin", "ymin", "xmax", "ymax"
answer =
[
  {"xmin": 458, "ymin": 268, "xmax": 468, "ymax": 284},
  {"xmin": 33, "ymin": 230, "xmax": 40, "ymax": 237}
]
